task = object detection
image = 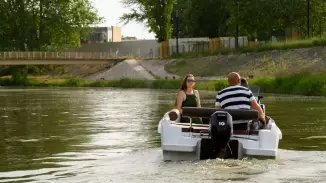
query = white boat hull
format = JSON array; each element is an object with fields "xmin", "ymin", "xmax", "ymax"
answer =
[{"xmin": 158, "ymin": 111, "xmax": 282, "ymax": 161}]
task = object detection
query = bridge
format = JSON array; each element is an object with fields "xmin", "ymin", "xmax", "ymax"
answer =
[{"xmin": 0, "ymin": 52, "xmax": 126, "ymax": 65}]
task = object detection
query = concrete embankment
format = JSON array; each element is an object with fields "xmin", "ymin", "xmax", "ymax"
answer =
[
  {"xmin": 86, "ymin": 59, "xmax": 156, "ymax": 81},
  {"xmin": 138, "ymin": 60, "xmax": 180, "ymax": 80},
  {"xmin": 84, "ymin": 59, "xmax": 222, "ymax": 81},
  {"xmin": 84, "ymin": 47, "xmax": 326, "ymax": 81}
]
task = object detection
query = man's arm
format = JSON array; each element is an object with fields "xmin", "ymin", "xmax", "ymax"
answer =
[
  {"xmin": 250, "ymin": 100, "xmax": 265, "ymax": 122},
  {"xmin": 248, "ymin": 91, "xmax": 265, "ymax": 122}
]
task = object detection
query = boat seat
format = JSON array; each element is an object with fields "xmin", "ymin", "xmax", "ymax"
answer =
[
  {"xmin": 173, "ymin": 119, "xmax": 255, "ymax": 131},
  {"xmin": 182, "ymin": 107, "xmax": 259, "ymax": 121},
  {"xmin": 179, "ymin": 125, "xmax": 259, "ymax": 136}
]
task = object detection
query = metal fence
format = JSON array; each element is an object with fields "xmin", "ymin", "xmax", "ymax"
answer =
[
  {"xmin": 0, "ymin": 37, "xmax": 251, "ymax": 60},
  {"xmin": 0, "ymin": 52, "xmax": 124, "ymax": 60},
  {"xmin": 102, "ymin": 37, "xmax": 250, "ymax": 59},
  {"xmin": 160, "ymin": 37, "xmax": 249, "ymax": 56}
]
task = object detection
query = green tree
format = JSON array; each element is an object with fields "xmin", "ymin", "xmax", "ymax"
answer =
[
  {"xmin": 225, "ymin": 0, "xmax": 309, "ymax": 41},
  {"xmin": 310, "ymin": 0, "xmax": 326, "ymax": 37},
  {"xmin": 0, "ymin": 0, "xmax": 102, "ymax": 82},
  {"xmin": 0, "ymin": 0, "xmax": 102, "ymax": 51},
  {"xmin": 120, "ymin": 0, "xmax": 326, "ymax": 42},
  {"xmin": 120, "ymin": 0, "xmax": 175, "ymax": 42},
  {"xmin": 176, "ymin": 0, "xmax": 229, "ymax": 38}
]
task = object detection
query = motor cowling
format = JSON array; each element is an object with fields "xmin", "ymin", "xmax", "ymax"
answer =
[{"xmin": 210, "ymin": 111, "xmax": 233, "ymax": 155}]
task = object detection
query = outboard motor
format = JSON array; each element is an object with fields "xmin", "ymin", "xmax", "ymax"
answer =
[{"xmin": 210, "ymin": 111, "xmax": 233, "ymax": 158}]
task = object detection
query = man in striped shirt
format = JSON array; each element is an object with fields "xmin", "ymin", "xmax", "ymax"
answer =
[{"xmin": 215, "ymin": 72, "xmax": 266, "ymax": 122}]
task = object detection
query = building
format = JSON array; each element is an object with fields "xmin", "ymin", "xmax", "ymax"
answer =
[
  {"xmin": 81, "ymin": 26, "xmax": 121, "ymax": 44},
  {"xmin": 122, "ymin": 36, "xmax": 137, "ymax": 41}
]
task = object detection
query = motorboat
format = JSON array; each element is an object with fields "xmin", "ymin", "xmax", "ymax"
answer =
[{"xmin": 157, "ymin": 85, "xmax": 282, "ymax": 161}]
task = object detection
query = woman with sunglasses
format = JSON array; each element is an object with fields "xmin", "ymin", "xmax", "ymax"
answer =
[{"xmin": 175, "ymin": 74, "xmax": 201, "ymax": 123}]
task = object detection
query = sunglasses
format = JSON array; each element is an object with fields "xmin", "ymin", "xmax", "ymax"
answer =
[{"xmin": 187, "ymin": 79, "xmax": 196, "ymax": 83}]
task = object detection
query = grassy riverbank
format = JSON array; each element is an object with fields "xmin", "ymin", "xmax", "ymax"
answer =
[
  {"xmin": 1, "ymin": 74, "xmax": 326, "ymax": 96},
  {"xmin": 165, "ymin": 46, "xmax": 326, "ymax": 78}
]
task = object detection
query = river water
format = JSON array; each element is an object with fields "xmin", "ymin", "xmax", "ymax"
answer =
[{"xmin": 0, "ymin": 88, "xmax": 326, "ymax": 183}]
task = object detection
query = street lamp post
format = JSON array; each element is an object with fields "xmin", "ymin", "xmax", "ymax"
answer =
[
  {"xmin": 176, "ymin": 10, "xmax": 179, "ymax": 54},
  {"xmin": 173, "ymin": 0, "xmax": 179, "ymax": 54},
  {"xmin": 235, "ymin": 0, "xmax": 239, "ymax": 49},
  {"xmin": 307, "ymin": 0, "xmax": 310, "ymax": 38}
]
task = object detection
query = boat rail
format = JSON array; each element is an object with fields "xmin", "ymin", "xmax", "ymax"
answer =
[{"xmin": 0, "ymin": 51, "xmax": 122, "ymax": 60}]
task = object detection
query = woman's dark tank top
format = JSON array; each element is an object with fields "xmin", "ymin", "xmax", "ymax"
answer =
[
  {"xmin": 182, "ymin": 92, "xmax": 197, "ymax": 107},
  {"xmin": 181, "ymin": 91, "xmax": 201, "ymax": 123}
]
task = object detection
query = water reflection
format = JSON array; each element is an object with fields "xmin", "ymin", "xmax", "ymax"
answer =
[
  {"xmin": 0, "ymin": 88, "xmax": 165, "ymax": 182},
  {"xmin": 0, "ymin": 88, "xmax": 325, "ymax": 182},
  {"xmin": 77, "ymin": 88, "xmax": 162, "ymax": 150},
  {"xmin": 262, "ymin": 95, "xmax": 326, "ymax": 151},
  {"xmin": 0, "ymin": 89, "xmax": 92, "ymax": 173}
]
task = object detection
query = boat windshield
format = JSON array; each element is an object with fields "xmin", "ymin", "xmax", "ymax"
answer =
[{"xmin": 248, "ymin": 85, "xmax": 260, "ymax": 97}]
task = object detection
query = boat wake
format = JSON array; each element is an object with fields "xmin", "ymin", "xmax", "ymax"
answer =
[{"xmin": 1, "ymin": 148, "xmax": 325, "ymax": 183}]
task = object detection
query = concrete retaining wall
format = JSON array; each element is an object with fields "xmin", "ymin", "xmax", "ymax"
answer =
[
  {"xmin": 68, "ymin": 36, "xmax": 249, "ymax": 59},
  {"xmin": 68, "ymin": 40, "xmax": 160, "ymax": 58}
]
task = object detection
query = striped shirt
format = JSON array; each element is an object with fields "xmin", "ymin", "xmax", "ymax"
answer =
[{"xmin": 215, "ymin": 85, "xmax": 256, "ymax": 109}]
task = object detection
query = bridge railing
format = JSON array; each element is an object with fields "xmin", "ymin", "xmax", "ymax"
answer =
[{"xmin": 0, "ymin": 52, "xmax": 123, "ymax": 60}]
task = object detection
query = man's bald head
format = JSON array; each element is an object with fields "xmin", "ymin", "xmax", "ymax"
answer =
[{"xmin": 228, "ymin": 72, "xmax": 241, "ymax": 86}]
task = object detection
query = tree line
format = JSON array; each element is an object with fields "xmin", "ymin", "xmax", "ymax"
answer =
[
  {"xmin": 121, "ymin": 0, "xmax": 326, "ymax": 42},
  {"xmin": 0, "ymin": 0, "xmax": 102, "ymax": 51}
]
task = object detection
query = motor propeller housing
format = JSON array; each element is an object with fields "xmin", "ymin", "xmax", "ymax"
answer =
[{"xmin": 209, "ymin": 111, "xmax": 233, "ymax": 157}]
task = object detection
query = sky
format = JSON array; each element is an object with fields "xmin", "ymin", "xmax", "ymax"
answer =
[{"xmin": 91, "ymin": 0, "xmax": 156, "ymax": 40}]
